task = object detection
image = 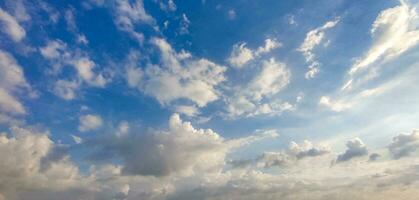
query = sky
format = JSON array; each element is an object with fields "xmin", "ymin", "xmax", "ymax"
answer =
[{"xmin": 1, "ymin": 0, "xmax": 419, "ymax": 199}]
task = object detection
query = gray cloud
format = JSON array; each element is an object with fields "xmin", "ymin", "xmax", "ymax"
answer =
[
  {"xmin": 388, "ymin": 130, "xmax": 419, "ymax": 159},
  {"xmin": 87, "ymin": 114, "xmax": 277, "ymax": 176},
  {"xmin": 336, "ymin": 138, "xmax": 368, "ymax": 162}
]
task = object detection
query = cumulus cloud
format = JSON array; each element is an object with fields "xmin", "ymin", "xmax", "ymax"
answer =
[
  {"xmin": 288, "ymin": 140, "xmax": 331, "ymax": 159},
  {"xmin": 228, "ymin": 38, "xmax": 281, "ymax": 68},
  {"xmin": 388, "ymin": 129, "xmax": 419, "ymax": 159},
  {"xmin": 78, "ymin": 114, "xmax": 103, "ymax": 132},
  {"xmin": 336, "ymin": 138, "xmax": 368, "ymax": 162},
  {"xmin": 343, "ymin": 1, "xmax": 419, "ymax": 91},
  {"xmin": 125, "ymin": 38, "xmax": 226, "ymax": 108},
  {"xmin": 88, "ymin": 114, "xmax": 277, "ymax": 177},
  {"xmin": 0, "ymin": 8, "xmax": 25, "ymax": 42},
  {"xmin": 0, "ymin": 50, "xmax": 30, "ymax": 118},
  {"xmin": 0, "ymin": 127, "xmax": 94, "ymax": 200},
  {"xmin": 298, "ymin": 18, "xmax": 339, "ymax": 79}
]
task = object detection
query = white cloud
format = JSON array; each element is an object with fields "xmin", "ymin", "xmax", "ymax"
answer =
[
  {"xmin": 39, "ymin": 40, "xmax": 110, "ymax": 99},
  {"xmin": 225, "ymin": 58, "xmax": 292, "ymax": 118},
  {"xmin": 228, "ymin": 38, "xmax": 281, "ymax": 68},
  {"xmin": 344, "ymin": 1, "xmax": 419, "ymax": 91},
  {"xmin": 71, "ymin": 57, "xmax": 107, "ymax": 87},
  {"xmin": 78, "ymin": 114, "xmax": 103, "ymax": 132},
  {"xmin": 0, "ymin": 8, "xmax": 25, "ymax": 42},
  {"xmin": 0, "ymin": 127, "xmax": 91, "ymax": 200},
  {"xmin": 71, "ymin": 134, "xmax": 83, "ymax": 144},
  {"xmin": 319, "ymin": 96, "xmax": 352, "ymax": 112},
  {"xmin": 0, "ymin": 50, "xmax": 29, "ymax": 116},
  {"xmin": 298, "ymin": 18, "xmax": 340, "ymax": 79},
  {"xmin": 114, "ymin": 0, "xmax": 154, "ymax": 43},
  {"xmin": 125, "ymin": 38, "xmax": 226, "ymax": 108},
  {"xmin": 228, "ymin": 43, "xmax": 254, "ymax": 67},
  {"xmin": 174, "ymin": 105, "xmax": 199, "ymax": 117},
  {"xmin": 255, "ymin": 38, "xmax": 281, "ymax": 55},
  {"xmin": 0, "ymin": 88, "xmax": 25, "ymax": 115},
  {"xmin": 247, "ymin": 58, "xmax": 290, "ymax": 101},
  {"xmin": 53, "ymin": 80, "xmax": 80, "ymax": 100}
]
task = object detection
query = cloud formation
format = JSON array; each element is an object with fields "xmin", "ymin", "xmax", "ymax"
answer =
[
  {"xmin": 0, "ymin": 8, "xmax": 25, "ymax": 42},
  {"xmin": 125, "ymin": 38, "xmax": 226, "ymax": 108},
  {"xmin": 78, "ymin": 114, "xmax": 103, "ymax": 132},
  {"xmin": 336, "ymin": 138, "xmax": 368, "ymax": 162},
  {"xmin": 0, "ymin": 50, "xmax": 30, "ymax": 122},
  {"xmin": 388, "ymin": 130, "xmax": 419, "ymax": 159},
  {"xmin": 228, "ymin": 38, "xmax": 281, "ymax": 68},
  {"xmin": 298, "ymin": 18, "xmax": 339, "ymax": 79}
]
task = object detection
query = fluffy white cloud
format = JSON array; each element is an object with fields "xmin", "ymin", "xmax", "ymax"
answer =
[
  {"xmin": 125, "ymin": 38, "xmax": 226, "ymax": 108},
  {"xmin": 298, "ymin": 18, "xmax": 339, "ymax": 79},
  {"xmin": 228, "ymin": 38, "xmax": 281, "ymax": 68},
  {"xmin": 0, "ymin": 127, "xmax": 94, "ymax": 200},
  {"xmin": 88, "ymin": 114, "xmax": 278, "ymax": 177},
  {"xmin": 228, "ymin": 43, "xmax": 255, "ymax": 67},
  {"xmin": 389, "ymin": 129, "xmax": 419, "ymax": 159},
  {"xmin": 336, "ymin": 138, "xmax": 368, "ymax": 162},
  {"xmin": 0, "ymin": 8, "xmax": 25, "ymax": 42},
  {"xmin": 78, "ymin": 114, "xmax": 103, "ymax": 132}
]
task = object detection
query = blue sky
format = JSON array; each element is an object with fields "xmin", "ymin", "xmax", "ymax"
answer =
[{"xmin": 1, "ymin": 0, "xmax": 419, "ymax": 199}]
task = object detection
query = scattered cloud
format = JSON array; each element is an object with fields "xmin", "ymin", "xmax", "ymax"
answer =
[
  {"xmin": 125, "ymin": 37, "xmax": 226, "ymax": 108},
  {"xmin": 0, "ymin": 8, "xmax": 26, "ymax": 42},
  {"xmin": 228, "ymin": 38, "xmax": 281, "ymax": 68},
  {"xmin": 78, "ymin": 114, "xmax": 103, "ymax": 132},
  {"xmin": 336, "ymin": 138, "xmax": 368, "ymax": 162},
  {"xmin": 298, "ymin": 18, "xmax": 340, "ymax": 79},
  {"xmin": 0, "ymin": 50, "xmax": 30, "ymax": 118},
  {"xmin": 39, "ymin": 40, "xmax": 110, "ymax": 99},
  {"xmin": 388, "ymin": 129, "xmax": 419, "ymax": 159},
  {"xmin": 114, "ymin": 0, "xmax": 154, "ymax": 43},
  {"xmin": 225, "ymin": 58, "xmax": 292, "ymax": 118}
]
